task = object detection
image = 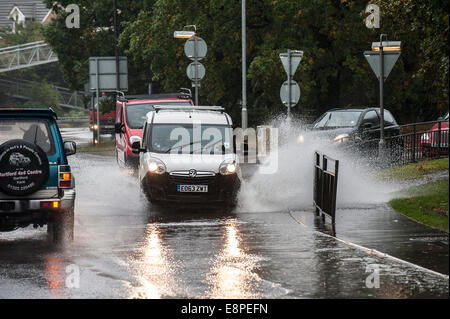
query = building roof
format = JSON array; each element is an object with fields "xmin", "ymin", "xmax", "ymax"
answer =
[{"xmin": 0, "ymin": 0, "xmax": 51, "ymax": 29}]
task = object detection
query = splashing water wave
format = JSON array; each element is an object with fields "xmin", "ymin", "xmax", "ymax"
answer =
[{"xmin": 238, "ymin": 115, "xmax": 403, "ymax": 212}]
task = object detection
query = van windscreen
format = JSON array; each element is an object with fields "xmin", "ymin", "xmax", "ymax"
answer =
[
  {"xmin": 149, "ymin": 124, "xmax": 233, "ymax": 155},
  {"xmin": 126, "ymin": 102, "xmax": 192, "ymax": 129}
]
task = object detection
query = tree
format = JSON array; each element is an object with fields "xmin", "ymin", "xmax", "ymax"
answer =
[
  {"xmin": 23, "ymin": 82, "xmax": 62, "ymax": 113},
  {"xmin": 119, "ymin": 0, "xmax": 272, "ymax": 124},
  {"xmin": 43, "ymin": 0, "xmax": 448, "ymax": 125},
  {"xmin": 377, "ymin": 0, "xmax": 449, "ymax": 121},
  {"xmin": 42, "ymin": 0, "xmax": 156, "ymax": 91},
  {"xmin": 0, "ymin": 21, "xmax": 43, "ymax": 47}
]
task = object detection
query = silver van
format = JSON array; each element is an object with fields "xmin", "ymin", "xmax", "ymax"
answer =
[{"xmin": 132, "ymin": 106, "xmax": 241, "ymax": 208}]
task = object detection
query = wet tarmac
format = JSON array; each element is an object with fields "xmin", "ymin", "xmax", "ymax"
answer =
[{"xmin": 0, "ymin": 152, "xmax": 448, "ymax": 298}]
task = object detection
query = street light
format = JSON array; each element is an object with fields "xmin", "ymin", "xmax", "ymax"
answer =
[
  {"xmin": 364, "ymin": 34, "xmax": 401, "ymax": 157},
  {"xmin": 173, "ymin": 25, "xmax": 196, "ymax": 39}
]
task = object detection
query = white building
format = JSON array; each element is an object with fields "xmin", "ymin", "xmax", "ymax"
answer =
[{"xmin": 0, "ymin": 0, "xmax": 53, "ymax": 41}]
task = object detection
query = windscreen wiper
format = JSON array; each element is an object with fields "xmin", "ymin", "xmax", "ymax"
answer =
[
  {"xmin": 165, "ymin": 140, "xmax": 203, "ymax": 153},
  {"xmin": 190, "ymin": 139, "xmax": 226, "ymax": 154}
]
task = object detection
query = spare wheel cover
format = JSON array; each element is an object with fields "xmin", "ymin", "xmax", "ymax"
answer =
[{"xmin": 0, "ymin": 139, "xmax": 50, "ymax": 196}]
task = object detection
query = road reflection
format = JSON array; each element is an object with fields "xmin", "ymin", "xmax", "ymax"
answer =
[
  {"xmin": 44, "ymin": 254, "xmax": 64, "ymax": 297},
  {"xmin": 206, "ymin": 218, "xmax": 261, "ymax": 299},
  {"xmin": 131, "ymin": 223, "xmax": 176, "ymax": 299}
]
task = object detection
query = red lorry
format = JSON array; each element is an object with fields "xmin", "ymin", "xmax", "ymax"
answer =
[
  {"xmin": 114, "ymin": 92, "xmax": 193, "ymax": 168},
  {"xmin": 89, "ymin": 110, "xmax": 115, "ymax": 135}
]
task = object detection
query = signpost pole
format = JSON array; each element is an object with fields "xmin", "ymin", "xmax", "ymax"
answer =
[
  {"xmin": 91, "ymin": 93, "xmax": 95, "ymax": 144},
  {"xmin": 379, "ymin": 35, "xmax": 385, "ymax": 156},
  {"xmin": 287, "ymin": 49, "xmax": 291, "ymax": 118},
  {"xmin": 364, "ymin": 37, "xmax": 401, "ymax": 159},
  {"xmin": 96, "ymin": 58, "xmax": 101, "ymax": 144},
  {"xmin": 279, "ymin": 50, "xmax": 302, "ymax": 114},
  {"xmin": 194, "ymin": 36, "xmax": 199, "ymax": 106}
]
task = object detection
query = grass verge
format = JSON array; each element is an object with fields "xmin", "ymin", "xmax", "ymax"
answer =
[
  {"xmin": 77, "ymin": 140, "xmax": 115, "ymax": 156},
  {"xmin": 381, "ymin": 158, "xmax": 449, "ymax": 180},
  {"xmin": 389, "ymin": 179, "xmax": 449, "ymax": 232}
]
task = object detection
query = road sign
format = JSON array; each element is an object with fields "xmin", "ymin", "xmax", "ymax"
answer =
[
  {"xmin": 364, "ymin": 50, "xmax": 401, "ymax": 81},
  {"xmin": 89, "ymin": 56, "xmax": 128, "ymax": 92},
  {"xmin": 184, "ymin": 37, "xmax": 208, "ymax": 61},
  {"xmin": 280, "ymin": 80, "xmax": 300, "ymax": 107},
  {"xmin": 280, "ymin": 50, "xmax": 303, "ymax": 77},
  {"xmin": 186, "ymin": 62, "xmax": 206, "ymax": 81}
]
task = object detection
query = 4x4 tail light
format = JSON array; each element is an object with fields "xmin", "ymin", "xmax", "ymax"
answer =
[
  {"xmin": 58, "ymin": 165, "xmax": 72, "ymax": 188},
  {"xmin": 40, "ymin": 201, "xmax": 60, "ymax": 209}
]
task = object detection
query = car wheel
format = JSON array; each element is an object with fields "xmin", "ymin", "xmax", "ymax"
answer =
[
  {"xmin": 116, "ymin": 150, "xmax": 127, "ymax": 169},
  {"xmin": 48, "ymin": 208, "xmax": 74, "ymax": 245}
]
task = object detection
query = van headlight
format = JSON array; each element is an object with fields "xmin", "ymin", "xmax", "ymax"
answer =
[
  {"xmin": 334, "ymin": 134, "xmax": 349, "ymax": 143},
  {"xmin": 146, "ymin": 158, "xmax": 166, "ymax": 174},
  {"xmin": 219, "ymin": 160, "xmax": 237, "ymax": 175}
]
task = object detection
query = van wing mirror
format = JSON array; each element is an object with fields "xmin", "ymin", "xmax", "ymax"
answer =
[
  {"xmin": 131, "ymin": 141, "xmax": 143, "ymax": 154},
  {"xmin": 233, "ymin": 135, "xmax": 237, "ymax": 154},
  {"xmin": 115, "ymin": 123, "xmax": 125, "ymax": 134}
]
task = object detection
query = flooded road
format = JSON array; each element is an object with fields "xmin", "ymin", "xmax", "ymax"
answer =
[{"xmin": 0, "ymin": 152, "xmax": 448, "ymax": 298}]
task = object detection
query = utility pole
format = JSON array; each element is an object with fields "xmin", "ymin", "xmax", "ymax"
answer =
[{"xmin": 241, "ymin": 0, "xmax": 247, "ymax": 130}]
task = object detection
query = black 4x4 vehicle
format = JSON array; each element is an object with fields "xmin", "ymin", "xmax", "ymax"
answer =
[{"xmin": 0, "ymin": 109, "xmax": 76, "ymax": 243}]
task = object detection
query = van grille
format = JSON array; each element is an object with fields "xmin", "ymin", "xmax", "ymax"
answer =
[{"xmin": 168, "ymin": 175, "xmax": 216, "ymax": 185}]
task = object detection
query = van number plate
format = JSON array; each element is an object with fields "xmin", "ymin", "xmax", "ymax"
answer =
[{"xmin": 177, "ymin": 185, "xmax": 208, "ymax": 193}]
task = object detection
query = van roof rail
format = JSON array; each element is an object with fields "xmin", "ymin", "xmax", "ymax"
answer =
[
  {"xmin": 154, "ymin": 105, "xmax": 225, "ymax": 113},
  {"xmin": 118, "ymin": 90, "xmax": 192, "ymax": 103}
]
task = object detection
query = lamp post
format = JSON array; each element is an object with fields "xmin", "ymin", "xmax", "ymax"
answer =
[
  {"xmin": 113, "ymin": 0, "xmax": 120, "ymax": 92},
  {"xmin": 241, "ymin": 0, "xmax": 247, "ymax": 130}
]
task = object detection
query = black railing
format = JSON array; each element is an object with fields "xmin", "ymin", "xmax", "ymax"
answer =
[
  {"xmin": 393, "ymin": 120, "xmax": 448, "ymax": 164},
  {"xmin": 313, "ymin": 151, "xmax": 339, "ymax": 236},
  {"xmin": 346, "ymin": 120, "xmax": 448, "ymax": 166}
]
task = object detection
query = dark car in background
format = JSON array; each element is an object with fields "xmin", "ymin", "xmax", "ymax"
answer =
[
  {"xmin": 311, "ymin": 108, "xmax": 400, "ymax": 141},
  {"xmin": 310, "ymin": 108, "xmax": 401, "ymax": 157}
]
